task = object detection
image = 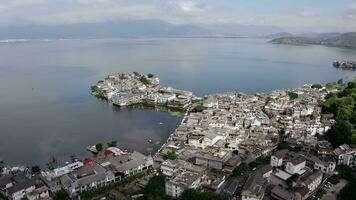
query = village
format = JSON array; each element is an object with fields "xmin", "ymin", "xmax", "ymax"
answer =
[
  {"xmin": 90, "ymin": 72, "xmax": 195, "ymax": 110},
  {"xmin": 1, "ymin": 74, "xmax": 356, "ymax": 200}
]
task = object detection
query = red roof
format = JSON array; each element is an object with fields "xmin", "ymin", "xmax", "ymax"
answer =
[
  {"xmin": 84, "ymin": 158, "xmax": 94, "ymax": 165},
  {"xmin": 104, "ymin": 149, "xmax": 114, "ymax": 156}
]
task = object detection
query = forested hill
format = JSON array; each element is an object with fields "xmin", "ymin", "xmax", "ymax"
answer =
[
  {"xmin": 321, "ymin": 80, "xmax": 356, "ymax": 147},
  {"xmin": 270, "ymin": 32, "xmax": 356, "ymax": 49}
]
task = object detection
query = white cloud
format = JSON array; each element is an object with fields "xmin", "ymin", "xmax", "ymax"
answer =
[
  {"xmin": 346, "ymin": 3, "xmax": 356, "ymax": 18},
  {"xmin": 300, "ymin": 11, "xmax": 315, "ymax": 17},
  {"xmin": 175, "ymin": 1, "xmax": 206, "ymax": 12},
  {"xmin": 0, "ymin": 0, "xmax": 46, "ymax": 13},
  {"xmin": 31, "ymin": 2, "xmax": 160, "ymax": 25},
  {"xmin": 0, "ymin": 0, "xmax": 354, "ymax": 32}
]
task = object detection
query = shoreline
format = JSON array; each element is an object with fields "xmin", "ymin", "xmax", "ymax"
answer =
[
  {"xmin": 0, "ymin": 81, "xmax": 340, "ymax": 168},
  {"xmin": 0, "ymin": 77, "xmax": 350, "ymax": 199}
]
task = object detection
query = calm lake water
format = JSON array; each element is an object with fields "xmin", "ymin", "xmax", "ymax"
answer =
[{"xmin": 0, "ymin": 38, "xmax": 356, "ymax": 165}]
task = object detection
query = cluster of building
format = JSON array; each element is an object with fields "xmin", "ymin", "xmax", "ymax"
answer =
[
  {"xmin": 219, "ymin": 142, "xmax": 355, "ymax": 200},
  {"xmin": 0, "ymin": 167, "xmax": 49, "ymax": 200},
  {"xmin": 91, "ymin": 73, "xmax": 194, "ymax": 109},
  {"xmin": 268, "ymin": 149, "xmax": 328, "ymax": 200},
  {"xmin": 3, "ymin": 78, "xmax": 356, "ymax": 199},
  {"xmin": 241, "ymin": 143, "xmax": 356, "ymax": 200},
  {"xmin": 264, "ymin": 86, "xmax": 332, "ymax": 148},
  {"xmin": 153, "ymin": 84, "xmax": 356, "ymax": 199},
  {"xmin": 0, "ymin": 148, "xmax": 153, "ymax": 199},
  {"xmin": 333, "ymin": 60, "xmax": 356, "ymax": 70}
]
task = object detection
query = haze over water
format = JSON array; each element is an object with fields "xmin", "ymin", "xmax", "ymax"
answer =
[{"xmin": 0, "ymin": 38, "xmax": 355, "ymax": 166}]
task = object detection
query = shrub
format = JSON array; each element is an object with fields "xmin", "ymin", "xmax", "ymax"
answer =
[{"xmin": 311, "ymin": 84, "xmax": 322, "ymax": 89}]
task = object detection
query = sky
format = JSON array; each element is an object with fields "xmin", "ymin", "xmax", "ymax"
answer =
[{"xmin": 0, "ymin": 0, "xmax": 355, "ymax": 32}]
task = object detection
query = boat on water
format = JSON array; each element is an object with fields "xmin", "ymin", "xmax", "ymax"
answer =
[
  {"xmin": 86, "ymin": 145, "xmax": 98, "ymax": 153},
  {"xmin": 148, "ymin": 139, "xmax": 153, "ymax": 143},
  {"xmin": 159, "ymin": 122, "xmax": 164, "ymax": 125}
]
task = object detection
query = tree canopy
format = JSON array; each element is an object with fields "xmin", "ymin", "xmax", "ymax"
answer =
[
  {"xmin": 140, "ymin": 176, "xmax": 170, "ymax": 200},
  {"xmin": 337, "ymin": 165, "xmax": 356, "ymax": 200},
  {"xmin": 192, "ymin": 105, "xmax": 204, "ymax": 113},
  {"xmin": 96, "ymin": 143, "xmax": 103, "ymax": 152},
  {"xmin": 53, "ymin": 190, "xmax": 69, "ymax": 200},
  {"xmin": 160, "ymin": 151, "xmax": 177, "ymax": 160},
  {"xmin": 311, "ymin": 84, "xmax": 322, "ymax": 89},
  {"xmin": 107, "ymin": 140, "xmax": 118, "ymax": 147},
  {"xmin": 31, "ymin": 166, "xmax": 41, "ymax": 173},
  {"xmin": 232, "ymin": 163, "xmax": 248, "ymax": 176},
  {"xmin": 321, "ymin": 81, "xmax": 356, "ymax": 147},
  {"xmin": 179, "ymin": 189, "xmax": 224, "ymax": 200}
]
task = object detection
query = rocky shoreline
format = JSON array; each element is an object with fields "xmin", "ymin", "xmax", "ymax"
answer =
[{"xmin": 333, "ymin": 60, "xmax": 356, "ymax": 70}]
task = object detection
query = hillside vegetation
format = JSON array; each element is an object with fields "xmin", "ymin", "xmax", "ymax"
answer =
[
  {"xmin": 270, "ymin": 32, "xmax": 356, "ymax": 49},
  {"xmin": 321, "ymin": 81, "xmax": 356, "ymax": 147}
]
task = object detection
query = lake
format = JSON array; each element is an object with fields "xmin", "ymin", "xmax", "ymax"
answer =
[{"xmin": 0, "ymin": 38, "xmax": 355, "ymax": 166}]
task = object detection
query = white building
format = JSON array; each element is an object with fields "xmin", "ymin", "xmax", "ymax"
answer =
[
  {"xmin": 7, "ymin": 180, "xmax": 36, "ymax": 200},
  {"xmin": 241, "ymin": 172, "xmax": 265, "ymax": 200},
  {"xmin": 334, "ymin": 144, "xmax": 356, "ymax": 167},
  {"xmin": 161, "ymin": 160, "xmax": 178, "ymax": 177},
  {"xmin": 165, "ymin": 171, "xmax": 202, "ymax": 198},
  {"xmin": 270, "ymin": 149, "xmax": 288, "ymax": 167},
  {"xmin": 300, "ymin": 171, "xmax": 323, "ymax": 194},
  {"xmin": 285, "ymin": 157, "xmax": 306, "ymax": 175}
]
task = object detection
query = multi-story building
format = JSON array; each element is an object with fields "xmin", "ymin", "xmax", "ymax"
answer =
[
  {"xmin": 241, "ymin": 171, "xmax": 266, "ymax": 200},
  {"xmin": 60, "ymin": 163, "xmax": 115, "ymax": 197},
  {"xmin": 334, "ymin": 144, "xmax": 356, "ymax": 167},
  {"xmin": 165, "ymin": 170, "xmax": 202, "ymax": 198},
  {"xmin": 285, "ymin": 157, "xmax": 306, "ymax": 175}
]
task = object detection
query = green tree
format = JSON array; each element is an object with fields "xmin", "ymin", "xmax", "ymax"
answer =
[
  {"xmin": 248, "ymin": 155, "xmax": 271, "ymax": 169},
  {"xmin": 336, "ymin": 164, "xmax": 356, "ymax": 200},
  {"xmin": 337, "ymin": 78, "xmax": 344, "ymax": 85},
  {"xmin": 53, "ymin": 190, "xmax": 69, "ymax": 200},
  {"xmin": 70, "ymin": 154, "xmax": 76, "ymax": 162},
  {"xmin": 336, "ymin": 165, "xmax": 354, "ymax": 179},
  {"xmin": 96, "ymin": 143, "xmax": 103, "ymax": 152},
  {"xmin": 161, "ymin": 151, "xmax": 177, "ymax": 160},
  {"xmin": 338, "ymin": 181, "xmax": 356, "ymax": 200},
  {"xmin": 141, "ymin": 176, "xmax": 169, "ymax": 200},
  {"xmin": 140, "ymin": 76, "xmax": 151, "ymax": 85},
  {"xmin": 286, "ymin": 174, "xmax": 299, "ymax": 189},
  {"xmin": 233, "ymin": 163, "xmax": 248, "ymax": 176},
  {"xmin": 147, "ymin": 73, "xmax": 154, "ymax": 78},
  {"xmin": 192, "ymin": 105, "xmax": 204, "ymax": 113},
  {"xmin": 179, "ymin": 189, "xmax": 223, "ymax": 200},
  {"xmin": 322, "ymin": 81, "xmax": 356, "ymax": 147},
  {"xmin": 326, "ymin": 82, "xmax": 337, "ymax": 89},
  {"xmin": 46, "ymin": 162, "xmax": 55, "ymax": 170},
  {"xmin": 328, "ymin": 120, "xmax": 353, "ymax": 147},
  {"xmin": 107, "ymin": 140, "xmax": 118, "ymax": 147},
  {"xmin": 31, "ymin": 166, "xmax": 41, "ymax": 174},
  {"xmin": 311, "ymin": 84, "xmax": 322, "ymax": 89}
]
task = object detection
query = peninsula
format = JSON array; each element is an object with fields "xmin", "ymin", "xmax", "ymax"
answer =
[
  {"xmin": 269, "ymin": 32, "xmax": 356, "ymax": 49},
  {"xmin": 91, "ymin": 72, "xmax": 195, "ymax": 110},
  {"xmin": 333, "ymin": 60, "xmax": 356, "ymax": 70}
]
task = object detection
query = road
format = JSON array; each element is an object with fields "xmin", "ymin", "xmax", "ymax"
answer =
[{"xmin": 321, "ymin": 179, "xmax": 347, "ymax": 200}]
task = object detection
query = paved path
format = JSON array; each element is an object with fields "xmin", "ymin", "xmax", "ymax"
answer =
[{"xmin": 322, "ymin": 179, "xmax": 347, "ymax": 200}]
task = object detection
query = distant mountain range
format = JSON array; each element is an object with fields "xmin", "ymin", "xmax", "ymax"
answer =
[
  {"xmin": 265, "ymin": 32, "xmax": 343, "ymax": 39},
  {"xmin": 269, "ymin": 32, "xmax": 356, "ymax": 49},
  {"xmin": 0, "ymin": 19, "xmax": 285, "ymax": 40}
]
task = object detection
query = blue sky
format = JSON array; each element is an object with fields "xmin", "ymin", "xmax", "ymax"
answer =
[{"xmin": 0, "ymin": 0, "xmax": 355, "ymax": 32}]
